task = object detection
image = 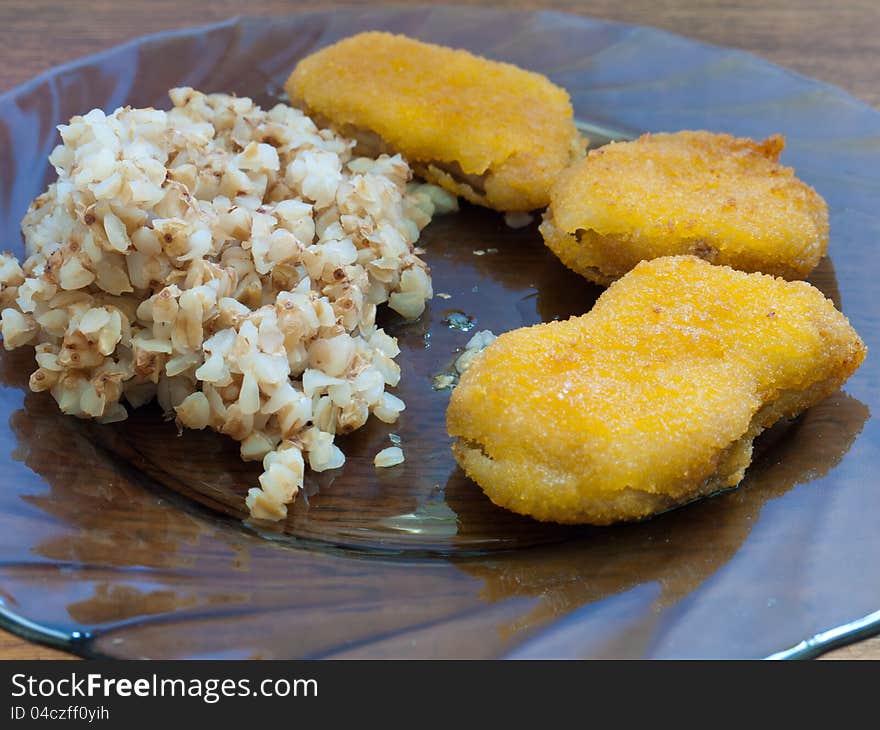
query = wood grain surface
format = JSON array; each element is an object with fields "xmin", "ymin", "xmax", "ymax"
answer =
[{"xmin": 0, "ymin": 0, "xmax": 877, "ymax": 661}]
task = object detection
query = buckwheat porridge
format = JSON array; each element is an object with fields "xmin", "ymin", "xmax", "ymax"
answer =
[{"xmin": 0, "ymin": 87, "xmax": 456, "ymax": 521}]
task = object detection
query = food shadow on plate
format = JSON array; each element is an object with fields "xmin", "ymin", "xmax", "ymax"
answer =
[
  {"xmin": 0, "ymin": 405, "xmax": 253, "ymax": 632},
  {"xmin": 452, "ymin": 389, "xmax": 869, "ymax": 657}
]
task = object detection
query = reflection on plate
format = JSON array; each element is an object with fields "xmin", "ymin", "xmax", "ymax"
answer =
[{"xmin": 0, "ymin": 7, "xmax": 878, "ymax": 658}]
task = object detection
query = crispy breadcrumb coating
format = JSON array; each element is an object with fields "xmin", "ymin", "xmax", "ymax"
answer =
[
  {"xmin": 287, "ymin": 32, "xmax": 584, "ymax": 212},
  {"xmin": 540, "ymin": 131, "xmax": 828, "ymax": 285},
  {"xmin": 447, "ymin": 256, "xmax": 865, "ymax": 524}
]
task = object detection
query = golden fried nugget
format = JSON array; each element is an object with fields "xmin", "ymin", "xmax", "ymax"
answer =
[
  {"xmin": 540, "ymin": 131, "xmax": 828, "ymax": 285},
  {"xmin": 286, "ymin": 32, "xmax": 584, "ymax": 212},
  {"xmin": 447, "ymin": 256, "xmax": 865, "ymax": 524}
]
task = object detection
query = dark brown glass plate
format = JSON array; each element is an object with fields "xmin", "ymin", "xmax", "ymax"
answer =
[{"xmin": 0, "ymin": 7, "xmax": 878, "ymax": 658}]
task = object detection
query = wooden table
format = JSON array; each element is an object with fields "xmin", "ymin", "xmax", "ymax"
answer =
[{"xmin": 0, "ymin": 0, "xmax": 877, "ymax": 661}]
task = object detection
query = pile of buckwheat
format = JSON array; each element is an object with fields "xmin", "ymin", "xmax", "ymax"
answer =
[{"xmin": 0, "ymin": 88, "xmax": 456, "ymax": 520}]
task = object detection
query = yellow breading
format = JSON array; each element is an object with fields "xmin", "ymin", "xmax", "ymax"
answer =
[
  {"xmin": 286, "ymin": 32, "xmax": 584, "ymax": 212},
  {"xmin": 446, "ymin": 256, "xmax": 865, "ymax": 524},
  {"xmin": 540, "ymin": 131, "xmax": 829, "ymax": 285}
]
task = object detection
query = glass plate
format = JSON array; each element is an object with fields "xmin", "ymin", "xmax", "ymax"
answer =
[{"xmin": 0, "ymin": 6, "xmax": 878, "ymax": 659}]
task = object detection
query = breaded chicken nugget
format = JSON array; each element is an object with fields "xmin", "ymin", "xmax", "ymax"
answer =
[
  {"xmin": 286, "ymin": 32, "xmax": 584, "ymax": 212},
  {"xmin": 447, "ymin": 256, "xmax": 865, "ymax": 524},
  {"xmin": 540, "ymin": 131, "xmax": 828, "ymax": 285}
]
